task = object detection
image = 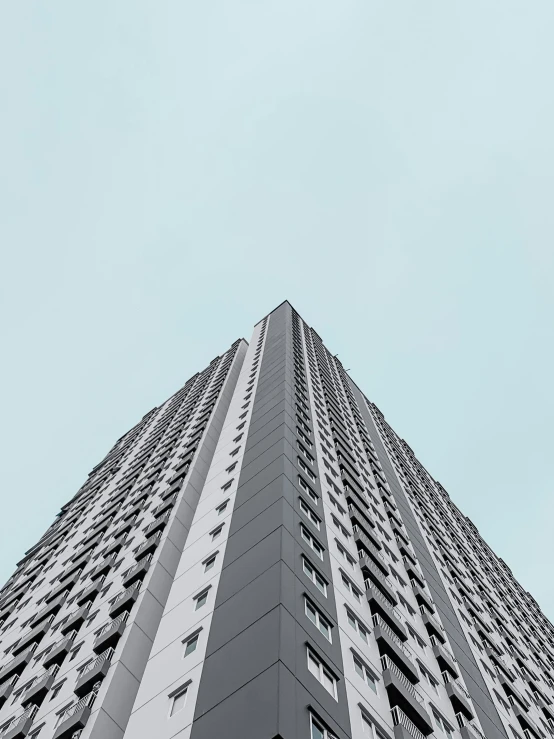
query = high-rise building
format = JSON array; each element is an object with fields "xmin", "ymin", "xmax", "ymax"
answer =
[{"xmin": 0, "ymin": 301, "xmax": 552, "ymax": 739}]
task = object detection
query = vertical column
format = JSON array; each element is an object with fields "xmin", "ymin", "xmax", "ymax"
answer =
[{"xmin": 189, "ymin": 302, "xmax": 353, "ymax": 739}]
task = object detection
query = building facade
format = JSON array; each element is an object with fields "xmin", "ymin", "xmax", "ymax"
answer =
[{"xmin": 0, "ymin": 301, "xmax": 553, "ymax": 739}]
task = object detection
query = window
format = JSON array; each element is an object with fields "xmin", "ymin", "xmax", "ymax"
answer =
[
  {"xmin": 407, "ymin": 625, "xmax": 427, "ymax": 650},
  {"xmin": 69, "ymin": 643, "xmax": 83, "ymax": 661},
  {"xmin": 210, "ymin": 525, "xmax": 224, "ymax": 541},
  {"xmin": 336, "ymin": 540, "xmax": 356, "ymax": 568},
  {"xmin": 360, "ymin": 712, "xmax": 388, "ymax": 739},
  {"xmin": 305, "ymin": 598, "xmax": 332, "ymax": 641},
  {"xmin": 332, "ymin": 516, "xmax": 350, "ymax": 539},
  {"xmin": 301, "ymin": 525, "xmax": 324, "ymax": 560},
  {"xmin": 298, "ymin": 442, "xmax": 314, "ymax": 464},
  {"xmin": 194, "ymin": 588, "xmax": 210, "ymax": 610},
  {"xmin": 353, "ymin": 653, "xmax": 378, "ymax": 694},
  {"xmin": 307, "ymin": 648, "xmax": 337, "ymax": 698},
  {"xmin": 169, "ymin": 683, "xmax": 190, "ymax": 716},
  {"xmin": 183, "ymin": 632, "xmax": 200, "ymax": 657},
  {"xmin": 302, "ymin": 557, "xmax": 328, "ymax": 596},
  {"xmin": 432, "ymin": 709, "xmax": 454, "ymax": 739},
  {"xmin": 226, "ymin": 462, "xmax": 237, "ymax": 473},
  {"xmin": 297, "ymin": 428, "xmax": 313, "ymax": 447},
  {"xmin": 328, "ymin": 493, "xmax": 345, "ymax": 516},
  {"xmin": 299, "ymin": 498, "xmax": 321, "ymax": 529},
  {"xmin": 298, "ymin": 476, "xmax": 318, "ymax": 504},
  {"xmin": 397, "ymin": 593, "xmax": 416, "ymax": 619},
  {"xmin": 230, "ymin": 447, "xmax": 240, "ymax": 457},
  {"xmin": 203, "ymin": 554, "xmax": 217, "ymax": 572},
  {"xmin": 86, "ymin": 610, "xmax": 99, "ymax": 627},
  {"xmin": 298, "ymin": 457, "xmax": 316, "ymax": 481},
  {"xmin": 221, "ymin": 479, "xmax": 233, "ymax": 492},
  {"xmin": 310, "ymin": 713, "xmax": 337, "ymax": 739},
  {"xmin": 346, "ymin": 609, "xmax": 370, "ymax": 643},
  {"xmin": 50, "ymin": 680, "xmax": 65, "ymax": 701},
  {"xmin": 341, "ymin": 572, "xmax": 362, "ymax": 602},
  {"xmin": 419, "ymin": 663, "xmax": 439, "ymax": 693},
  {"xmin": 216, "ymin": 500, "xmax": 229, "ymax": 516}
]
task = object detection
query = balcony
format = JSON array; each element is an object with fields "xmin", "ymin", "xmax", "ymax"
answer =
[
  {"xmin": 161, "ymin": 485, "xmax": 180, "ymax": 501},
  {"xmin": 430, "ymin": 637, "xmax": 458, "ymax": 678},
  {"xmin": 52, "ymin": 690, "xmax": 98, "ymax": 739},
  {"xmin": 0, "ymin": 648, "xmax": 35, "ymax": 684},
  {"xmin": 93, "ymin": 612, "xmax": 128, "ymax": 654},
  {"xmin": 103, "ymin": 533, "xmax": 127, "ymax": 558},
  {"xmin": 443, "ymin": 674, "xmax": 474, "ymax": 719},
  {"xmin": 21, "ymin": 666, "xmax": 58, "ymax": 708},
  {"xmin": 88, "ymin": 554, "xmax": 117, "ymax": 582},
  {"xmin": 46, "ymin": 571, "xmax": 81, "ymax": 603},
  {"xmin": 75, "ymin": 648, "xmax": 113, "ymax": 697},
  {"xmin": 373, "ymin": 614, "xmax": 419, "ymax": 683},
  {"xmin": 122, "ymin": 556, "xmax": 151, "ymax": 589},
  {"xmin": 363, "ymin": 562, "xmax": 398, "ymax": 605},
  {"xmin": 73, "ymin": 534, "xmax": 102, "ymax": 559},
  {"xmin": 391, "ymin": 706, "xmax": 434, "ymax": 739},
  {"xmin": 60, "ymin": 603, "xmax": 90, "ymax": 635},
  {"xmin": 366, "ymin": 583, "xmax": 407, "ymax": 641},
  {"xmin": 12, "ymin": 617, "xmax": 52, "ymax": 657},
  {"xmin": 43, "ymin": 631, "xmax": 77, "ymax": 669},
  {"xmin": 143, "ymin": 512, "xmax": 170, "ymax": 538},
  {"xmin": 111, "ymin": 520, "xmax": 133, "ymax": 541},
  {"xmin": 499, "ymin": 674, "xmax": 530, "ymax": 711},
  {"xmin": 456, "ymin": 715, "xmax": 486, "ymax": 739},
  {"xmin": 347, "ymin": 496, "xmax": 375, "ymax": 532},
  {"xmin": 152, "ymin": 495, "xmax": 177, "ymax": 518},
  {"xmin": 0, "ymin": 677, "xmax": 18, "ymax": 708},
  {"xmin": 411, "ymin": 584, "xmax": 434, "ymax": 614},
  {"xmin": 0, "ymin": 705, "xmax": 38, "ymax": 739},
  {"xmin": 420, "ymin": 608, "xmax": 445, "ymax": 644},
  {"xmin": 354, "ymin": 527, "xmax": 389, "ymax": 575},
  {"xmin": 29, "ymin": 592, "xmax": 66, "ymax": 628},
  {"xmin": 484, "ymin": 647, "xmax": 514, "ymax": 681},
  {"xmin": 134, "ymin": 531, "xmax": 161, "ymax": 560},
  {"xmin": 109, "ymin": 583, "xmax": 140, "ymax": 619},
  {"xmin": 404, "ymin": 562, "xmax": 425, "ymax": 590},
  {"xmin": 512, "ymin": 705, "xmax": 543, "ymax": 739},
  {"xmin": 382, "ymin": 656, "xmax": 433, "ymax": 735},
  {"xmin": 399, "ymin": 545, "xmax": 417, "ymax": 567},
  {"xmin": 76, "ymin": 580, "xmax": 102, "ymax": 607}
]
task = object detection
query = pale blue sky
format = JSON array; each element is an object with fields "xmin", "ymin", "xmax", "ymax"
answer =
[{"xmin": 1, "ymin": 2, "xmax": 553, "ymax": 617}]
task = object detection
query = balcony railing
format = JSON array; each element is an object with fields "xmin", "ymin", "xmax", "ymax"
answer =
[
  {"xmin": 382, "ymin": 655, "xmax": 423, "ymax": 704},
  {"xmin": 0, "ymin": 705, "xmax": 37, "ymax": 737},
  {"xmin": 95, "ymin": 612, "xmax": 128, "ymax": 640},
  {"xmin": 27, "ymin": 664, "xmax": 59, "ymax": 693},
  {"xmin": 110, "ymin": 582, "xmax": 141, "ymax": 612},
  {"xmin": 456, "ymin": 715, "xmax": 486, "ymax": 739},
  {"xmin": 353, "ymin": 526, "xmax": 388, "ymax": 565},
  {"xmin": 420, "ymin": 606, "xmax": 444, "ymax": 631},
  {"xmin": 144, "ymin": 513, "xmax": 170, "ymax": 537},
  {"xmin": 365, "ymin": 580, "xmax": 402, "ymax": 617},
  {"xmin": 79, "ymin": 648, "xmax": 114, "ymax": 679},
  {"xmin": 373, "ymin": 615, "xmax": 413, "ymax": 654},
  {"xmin": 364, "ymin": 558, "xmax": 395, "ymax": 589},
  {"xmin": 122, "ymin": 556, "xmax": 151, "ymax": 583},
  {"xmin": 391, "ymin": 706, "xmax": 427, "ymax": 739},
  {"xmin": 443, "ymin": 672, "xmax": 471, "ymax": 699},
  {"xmin": 56, "ymin": 690, "xmax": 98, "ymax": 727}
]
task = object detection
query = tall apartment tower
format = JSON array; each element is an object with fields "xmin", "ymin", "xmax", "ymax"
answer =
[{"xmin": 0, "ymin": 302, "xmax": 553, "ymax": 739}]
